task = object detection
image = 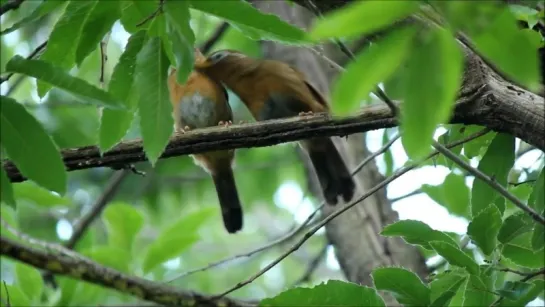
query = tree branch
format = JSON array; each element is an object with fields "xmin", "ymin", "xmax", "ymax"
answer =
[
  {"xmin": 0, "ymin": 236, "xmax": 253, "ymax": 307},
  {"xmin": 432, "ymin": 140, "xmax": 545, "ymax": 225},
  {"xmin": 6, "ymin": 94, "xmax": 536, "ymax": 183}
]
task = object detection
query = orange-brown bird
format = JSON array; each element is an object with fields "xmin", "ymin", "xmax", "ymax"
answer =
[
  {"xmin": 168, "ymin": 49, "xmax": 243, "ymax": 233},
  {"xmin": 194, "ymin": 50, "xmax": 356, "ymax": 205}
]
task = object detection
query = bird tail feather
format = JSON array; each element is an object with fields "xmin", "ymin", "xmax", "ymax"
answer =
[
  {"xmin": 307, "ymin": 138, "xmax": 356, "ymax": 205},
  {"xmin": 212, "ymin": 166, "xmax": 243, "ymax": 233}
]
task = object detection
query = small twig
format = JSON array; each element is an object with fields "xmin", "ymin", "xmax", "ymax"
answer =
[
  {"xmin": 135, "ymin": 0, "xmax": 164, "ymax": 27},
  {"xmin": 199, "ymin": 22, "xmax": 230, "ymax": 54},
  {"xmin": 432, "ymin": 140, "xmax": 545, "ymax": 226},
  {"xmin": 291, "ymin": 243, "xmax": 329, "ymax": 286},
  {"xmin": 509, "ymin": 179, "xmax": 536, "ymax": 187},
  {"xmin": 0, "ymin": 0, "xmax": 24, "ymax": 17},
  {"xmin": 390, "ymin": 188, "xmax": 422, "ymax": 202},
  {"xmin": 166, "ymin": 203, "xmax": 325, "ymax": 282},
  {"xmin": 0, "ymin": 40, "xmax": 47, "ymax": 87},
  {"xmin": 2, "ymin": 281, "xmax": 10, "ymax": 307},
  {"xmin": 65, "ymin": 170, "xmax": 130, "ymax": 249},
  {"xmin": 499, "ymin": 267, "xmax": 544, "ymax": 277},
  {"xmin": 99, "ymin": 32, "xmax": 111, "ymax": 89},
  {"xmin": 213, "ymin": 128, "xmax": 491, "ymax": 298},
  {"xmin": 42, "ymin": 170, "xmax": 130, "ymax": 287}
]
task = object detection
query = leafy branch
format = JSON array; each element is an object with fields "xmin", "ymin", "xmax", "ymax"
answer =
[
  {"xmin": 213, "ymin": 128, "xmax": 491, "ymax": 298},
  {"xmin": 0, "ymin": 235, "xmax": 252, "ymax": 307}
]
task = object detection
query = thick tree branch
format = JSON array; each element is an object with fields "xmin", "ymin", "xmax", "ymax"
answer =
[
  {"xmin": 0, "ymin": 236, "xmax": 253, "ymax": 307},
  {"xmin": 5, "ymin": 87, "xmax": 542, "ymax": 183}
]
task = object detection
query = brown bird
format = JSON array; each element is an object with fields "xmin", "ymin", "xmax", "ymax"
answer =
[
  {"xmin": 168, "ymin": 49, "xmax": 243, "ymax": 233},
  {"xmin": 194, "ymin": 50, "xmax": 355, "ymax": 205}
]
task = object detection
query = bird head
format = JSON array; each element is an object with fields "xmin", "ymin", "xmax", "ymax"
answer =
[{"xmin": 194, "ymin": 49, "xmax": 247, "ymax": 69}]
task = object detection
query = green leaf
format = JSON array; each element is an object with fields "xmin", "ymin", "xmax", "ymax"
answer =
[
  {"xmin": 75, "ymin": 0, "xmax": 121, "ymax": 66},
  {"xmin": 1, "ymin": 0, "xmax": 67, "ymax": 35},
  {"xmin": 471, "ymin": 133, "xmax": 515, "ymax": 216},
  {"xmin": 430, "ymin": 241, "xmax": 480, "ymax": 275},
  {"xmin": 497, "ymin": 281, "xmax": 535, "ymax": 301},
  {"xmin": 189, "ymin": 0, "xmax": 308, "ymax": 44},
  {"xmin": 462, "ymin": 274, "xmax": 495, "ymax": 306},
  {"xmin": 309, "ymin": 1, "xmax": 419, "ymax": 41},
  {"xmin": 471, "ymin": 8, "xmax": 540, "ymax": 90},
  {"xmin": 164, "ymin": 0, "xmax": 195, "ymax": 85},
  {"xmin": 429, "ymin": 271, "xmax": 467, "ymax": 307},
  {"xmin": 331, "ymin": 26, "xmax": 417, "ymax": 115},
  {"xmin": 0, "ymin": 284, "xmax": 30, "ymax": 307},
  {"xmin": 37, "ymin": 0, "xmax": 98, "ymax": 96},
  {"xmin": 135, "ymin": 37, "xmax": 173, "ymax": 166},
  {"xmin": 0, "ymin": 96, "xmax": 66, "ymax": 195},
  {"xmin": 401, "ymin": 28, "xmax": 464, "ymax": 160},
  {"xmin": 142, "ymin": 208, "xmax": 214, "ymax": 273},
  {"xmin": 102, "ymin": 202, "xmax": 144, "ymax": 250},
  {"xmin": 372, "ymin": 267, "xmax": 430, "ymax": 306},
  {"xmin": 499, "ymin": 280, "xmax": 544, "ymax": 306},
  {"xmin": 260, "ymin": 280, "xmax": 385, "ymax": 307},
  {"xmin": 99, "ymin": 31, "xmax": 147, "ymax": 152},
  {"xmin": 15, "ymin": 262, "xmax": 44, "ymax": 302},
  {"xmin": 13, "ymin": 181, "xmax": 72, "ymax": 208},
  {"xmin": 498, "ymin": 212, "xmax": 534, "ymax": 244},
  {"xmin": 82, "ymin": 246, "xmax": 131, "ymax": 273},
  {"xmin": 381, "ymin": 220, "xmax": 458, "ymax": 250},
  {"xmin": 0, "ymin": 165, "xmax": 15, "ymax": 208},
  {"xmin": 467, "ymin": 205, "xmax": 503, "ymax": 256},
  {"xmin": 531, "ymin": 216, "xmax": 544, "ymax": 251},
  {"xmin": 528, "ymin": 167, "xmax": 544, "ymax": 212},
  {"xmin": 119, "ymin": 0, "xmax": 157, "ymax": 33},
  {"xmin": 422, "ymin": 173, "xmax": 470, "ymax": 218},
  {"xmin": 5, "ymin": 56, "xmax": 123, "ymax": 109},
  {"xmin": 502, "ymin": 232, "xmax": 545, "ymax": 268}
]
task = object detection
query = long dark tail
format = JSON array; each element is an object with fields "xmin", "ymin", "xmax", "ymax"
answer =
[
  {"xmin": 212, "ymin": 167, "xmax": 243, "ymax": 233},
  {"xmin": 307, "ymin": 138, "xmax": 356, "ymax": 205}
]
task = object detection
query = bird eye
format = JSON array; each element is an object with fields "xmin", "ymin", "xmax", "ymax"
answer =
[{"xmin": 209, "ymin": 51, "xmax": 227, "ymax": 64}]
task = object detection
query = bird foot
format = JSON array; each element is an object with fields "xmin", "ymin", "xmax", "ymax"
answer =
[
  {"xmin": 180, "ymin": 126, "xmax": 191, "ymax": 133},
  {"xmin": 298, "ymin": 111, "xmax": 314, "ymax": 117},
  {"xmin": 218, "ymin": 121, "xmax": 232, "ymax": 127}
]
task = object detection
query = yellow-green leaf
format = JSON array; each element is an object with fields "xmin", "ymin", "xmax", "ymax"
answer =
[
  {"xmin": 5, "ymin": 56, "xmax": 124, "ymax": 109},
  {"xmin": 332, "ymin": 26, "xmax": 417, "ymax": 115},
  {"xmin": 309, "ymin": 1, "xmax": 419, "ymax": 41},
  {"xmin": 401, "ymin": 28, "xmax": 463, "ymax": 160}
]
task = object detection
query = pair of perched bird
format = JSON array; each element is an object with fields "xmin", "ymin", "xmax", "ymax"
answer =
[{"xmin": 167, "ymin": 49, "xmax": 356, "ymax": 234}]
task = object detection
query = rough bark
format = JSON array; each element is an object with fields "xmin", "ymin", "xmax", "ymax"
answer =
[{"xmin": 254, "ymin": 2, "xmax": 428, "ymax": 305}]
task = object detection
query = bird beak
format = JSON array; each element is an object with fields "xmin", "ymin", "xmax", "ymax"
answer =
[{"xmin": 193, "ymin": 48, "xmax": 212, "ymax": 69}]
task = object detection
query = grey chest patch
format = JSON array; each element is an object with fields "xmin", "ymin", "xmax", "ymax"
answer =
[{"xmin": 178, "ymin": 92, "xmax": 219, "ymax": 128}]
